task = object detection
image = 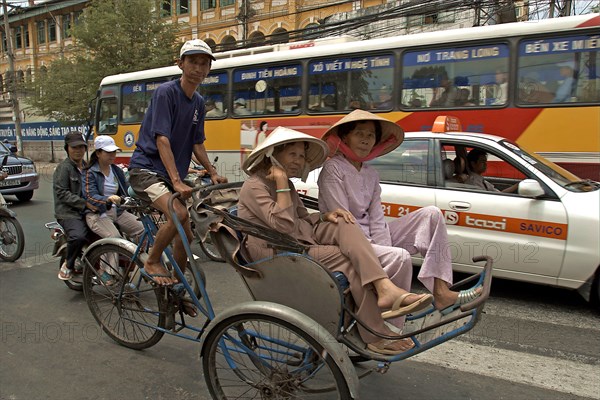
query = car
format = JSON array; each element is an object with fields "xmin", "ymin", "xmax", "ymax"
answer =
[
  {"xmin": 294, "ymin": 116, "xmax": 600, "ymax": 307},
  {"xmin": 0, "ymin": 141, "xmax": 39, "ymax": 202}
]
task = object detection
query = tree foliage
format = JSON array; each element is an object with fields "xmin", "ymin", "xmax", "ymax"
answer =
[{"xmin": 26, "ymin": 0, "xmax": 180, "ymax": 122}]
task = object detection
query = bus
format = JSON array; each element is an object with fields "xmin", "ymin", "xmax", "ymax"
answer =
[{"xmin": 95, "ymin": 14, "xmax": 600, "ymax": 182}]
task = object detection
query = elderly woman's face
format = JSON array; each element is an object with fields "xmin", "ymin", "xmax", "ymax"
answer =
[
  {"xmin": 274, "ymin": 142, "xmax": 306, "ymax": 178},
  {"xmin": 342, "ymin": 121, "xmax": 377, "ymax": 158}
]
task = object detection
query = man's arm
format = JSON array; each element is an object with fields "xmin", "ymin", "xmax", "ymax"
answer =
[
  {"xmin": 156, "ymin": 135, "xmax": 192, "ymax": 198},
  {"xmin": 192, "ymin": 143, "xmax": 227, "ymax": 184}
]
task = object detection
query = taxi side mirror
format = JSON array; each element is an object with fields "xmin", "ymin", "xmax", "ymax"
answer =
[{"xmin": 518, "ymin": 179, "xmax": 545, "ymax": 198}]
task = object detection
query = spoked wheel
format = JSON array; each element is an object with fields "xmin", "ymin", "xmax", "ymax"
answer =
[
  {"xmin": 83, "ymin": 244, "xmax": 166, "ymax": 349},
  {"xmin": 61, "ymin": 255, "xmax": 84, "ymax": 291},
  {"xmin": 0, "ymin": 215, "xmax": 24, "ymax": 262},
  {"xmin": 202, "ymin": 313, "xmax": 351, "ymax": 399},
  {"xmin": 199, "ymin": 232, "xmax": 224, "ymax": 262}
]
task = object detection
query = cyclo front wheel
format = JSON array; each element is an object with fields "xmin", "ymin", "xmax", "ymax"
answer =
[
  {"xmin": 202, "ymin": 313, "xmax": 351, "ymax": 399},
  {"xmin": 0, "ymin": 215, "xmax": 24, "ymax": 262},
  {"xmin": 83, "ymin": 244, "xmax": 166, "ymax": 350}
]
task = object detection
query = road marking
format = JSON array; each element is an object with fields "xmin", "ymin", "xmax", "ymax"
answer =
[
  {"xmin": 0, "ymin": 252, "xmax": 54, "ymax": 271},
  {"xmin": 412, "ymin": 340, "xmax": 600, "ymax": 399}
]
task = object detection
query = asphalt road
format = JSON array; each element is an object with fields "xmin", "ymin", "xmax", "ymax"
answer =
[{"xmin": 0, "ymin": 164, "xmax": 599, "ymax": 400}]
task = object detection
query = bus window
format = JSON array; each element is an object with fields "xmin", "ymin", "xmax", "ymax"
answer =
[
  {"xmin": 121, "ymin": 81, "xmax": 166, "ymax": 124},
  {"xmin": 402, "ymin": 44, "xmax": 509, "ymax": 108},
  {"xmin": 517, "ymin": 34, "xmax": 600, "ymax": 104},
  {"xmin": 98, "ymin": 97, "xmax": 118, "ymax": 134},
  {"xmin": 308, "ymin": 54, "xmax": 394, "ymax": 112},
  {"xmin": 197, "ymin": 72, "xmax": 228, "ymax": 118},
  {"xmin": 232, "ymin": 64, "xmax": 302, "ymax": 116}
]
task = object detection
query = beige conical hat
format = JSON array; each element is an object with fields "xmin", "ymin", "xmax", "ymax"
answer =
[
  {"xmin": 243, "ymin": 126, "xmax": 329, "ymax": 180},
  {"xmin": 321, "ymin": 109, "xmax": 404, "ymax": 158}
]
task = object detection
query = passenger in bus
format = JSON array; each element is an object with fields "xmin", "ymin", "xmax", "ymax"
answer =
[
  {"xmin": 455, "ymin": 88, "xmax": 476, "ymax": 106},
  {"xmin": 122, "ymin": 105, "xmax": 143, "ymax": 123},
  {"xmin": 233, "ymin": 98, "xmax": 252, "ymax": 115},
  {"xmin": 205, "ymin": 99, "xmax": 224, "ymax": 117},
  {"xmin": 54, "ymin": 131, "xmax": 97, "ymax": 281},
  {"xmin": 238, "ymin": 126, "xmax": 433, "ymax": 355},
  {"xmin": 320, "ymin": 94, "xmax": 337, "ymax": 111},
  {"xmin": 465, "ymin": 148, "xmax": 518, "ymax": 193},
  {"xmin": 373, "ymin": 85, "xmax": 393, "ymax": 109},
  {"xmin": 552, "ymin": 61, "xmax": 576, "ymax": 102},
  {"xmin": 318, "ymin": 110, "xmax": 482, "ymax": 323},
  {"xmin": 82, "ymin": 136, "xmax": 145, "ymax": 285},
  {"xmin": 492, "ymin": 69, "xmax": 508, "ymax": 105},
  {"xmin": 128, "ymin": 39, "xmax": 227, "ymax": 291},
  {"xmin": 429, "ymin": 74, "xmax": 458, "ymax": 107}
]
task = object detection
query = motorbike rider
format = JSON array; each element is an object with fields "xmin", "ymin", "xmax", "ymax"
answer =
[{"xmin": 53, "ymin": 131, "xmax": 98, "ymax": 280}]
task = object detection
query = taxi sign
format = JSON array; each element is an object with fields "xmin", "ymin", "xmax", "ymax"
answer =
[{"xmin": 432, "ymin": 115, "xmax": 462, "ymax": 133}]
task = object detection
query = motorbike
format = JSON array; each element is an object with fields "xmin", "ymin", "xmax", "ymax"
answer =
[
  {"xmin": 0, "ymin": 157, "xmax": 25, "ymax": 262},
  {"xmin": 45, "ymin": 221, "xmax": 85, "ymax": 291},
  {"xmin": 0, "ymin": 198, "xmax": 24, "ymax": 262}
]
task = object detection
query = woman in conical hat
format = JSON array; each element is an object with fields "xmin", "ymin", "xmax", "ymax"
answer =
[
  {"xmin": 239, "ymin": 126, "xmax": 433, "ymax": 355},
  {"xmin": 318, "ymin": 110, "xmax": 481, "ymax": 320}
]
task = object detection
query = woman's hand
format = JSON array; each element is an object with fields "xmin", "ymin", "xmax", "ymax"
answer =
[
  {"xmin": 322, "ymin": 209, "xmax": 356, "ymax": 224},
  {"xmin": 108, "ymin": 195, "xmax": 121, "ymax": 205},
  {"xmin": 266, "ymin": 166, "xmax": 288, "ymax": 183},
  {"xmin": 85, "ymin": 202, "xmax": 98, "ymax": 212}
]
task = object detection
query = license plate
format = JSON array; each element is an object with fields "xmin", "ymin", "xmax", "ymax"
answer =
[{"xmin": 0, "ymin": 179, "xmax": 20, "ymax": 187}]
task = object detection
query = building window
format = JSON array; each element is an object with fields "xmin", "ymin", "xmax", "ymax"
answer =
[
  {"xmin": 63, "ymin": 14, "xmax": 72, "ymax": 38},
  {"xmin": 201, "ymin": 0, "xmax": 216, "ymax": 10},
  {"xmin": 162, "ymin": 0, "xmax": 172, "ymax": 16},
  {"xmin": 37, "ymin": 21, "xmax": 46, "ymax": 44},
  {"xmin": 177, "ymin": 0, "xmax": 189, "ymax": 14},
  {"xmin": 24, "ymin": 25, "xmax": 29, "ymax": 47},
  {"xmin": 48, "ymin": 18, "xmax": 57, "ymax": 42},
  {"xmin": 220, "ymin": 0, "xmax": 234, "ymax": 6},
  {"xmin": 15, "ymin": 26, "xmax": 22, "ymax": 49}
]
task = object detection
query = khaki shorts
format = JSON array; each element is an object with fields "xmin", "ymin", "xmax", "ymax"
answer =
[
  {"xmin": 128, "ymin": 168, "xmax": 173, "ymax": 204},
  {"xmin": 129, "ymin": 168, "xmax": 193, "ymax": 207}
]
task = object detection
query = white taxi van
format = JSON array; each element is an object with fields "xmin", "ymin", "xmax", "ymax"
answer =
[{"xmin": 295, "ymin": 116, "xmax": 600, "ymax": 307}]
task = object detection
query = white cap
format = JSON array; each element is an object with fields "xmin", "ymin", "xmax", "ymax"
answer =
[
  {"xmin": 180, "ymin": 39, "xmax": 216, "ymax": 61},
  {"xmin": 94, "ymin": 135, "xmax": 121, "ymax": 152},
  {"xmin": 557, "ymin": 60, "xmax": 575, "ymax": 69},
  {"xmin": 235, "ymin": 98, "xmax": 246, "ymax": 106}
]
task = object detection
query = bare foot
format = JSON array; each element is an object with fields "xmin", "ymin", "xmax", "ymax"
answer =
[
  {"xmin": 144, "ymin": 260, "xmax": 173, "ymax": 286},
  {"xmin": 375, "ymin": 279, "xmax": 424, "ymax": 310}
]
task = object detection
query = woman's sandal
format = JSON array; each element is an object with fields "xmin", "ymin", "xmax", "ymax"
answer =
[
  {"xmin": 439, "ymin": 285, "xmax": 483, "ymax": 316},
  {"xmin": 381, "ymin": 293, "xmax": 434, "ymax": 319},
  {"xmin": 99, "ymin": 271, "xmax": 115, "ymax": 286},
  {"xmin": 367, "ymin": 338, "xmax": 415, "ymax": 355}
]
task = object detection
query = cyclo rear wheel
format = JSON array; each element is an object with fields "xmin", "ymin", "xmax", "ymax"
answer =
[
  {"xmin": 202, "ymin": 313, "xmax": 351, "ymax": 399},
  {"xmin": 83, "ymin": 244, "xmax": 166, "ymax": 349}
]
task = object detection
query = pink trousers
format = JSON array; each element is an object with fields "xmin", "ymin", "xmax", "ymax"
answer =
[{"xmin": 372, "ymin": 206, "xmax": 453, "ymax": 327}]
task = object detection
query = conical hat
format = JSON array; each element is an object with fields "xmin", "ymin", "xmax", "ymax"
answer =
[
  {"xmin": 321, "ymin": 109, "xmax": 404, "ymax": 159},
  {"xmin": 243, "ymin": 126, "xmax": 329, "ymax": 180}
]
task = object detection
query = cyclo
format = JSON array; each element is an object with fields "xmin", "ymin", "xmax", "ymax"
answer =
[{"xmin": 81, "ymin": 181, "xmax": 492, "ymax": 399}]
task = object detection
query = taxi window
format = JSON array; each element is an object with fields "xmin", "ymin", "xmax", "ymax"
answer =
[
  {"xmin": 197, "ymin": 72, "xmax": 228, "ymax": 119},
  {"xmin": 402, "ymin": 44, "xmax": 510, "ymax": 108},
  {"xmin": 308, "ymin": 54, "xmax": 395, "ymax": 112},
  {"xmin": 368, "ymin": 139, "xmax": 429, "ymax": 184},
  {"xmin": 517, "ymin": 34, "xmax": 600, "ymax": 104},
  {"xmin": 232, "ymin": 64, "xmax": 302, "ymax": 115}
]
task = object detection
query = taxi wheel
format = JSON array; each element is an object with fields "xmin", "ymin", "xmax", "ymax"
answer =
[{"xmin": 591, "ymin": 269, "xmax": 600, "ymax": 312}]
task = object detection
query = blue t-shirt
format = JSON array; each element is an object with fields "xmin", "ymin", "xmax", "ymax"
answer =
[{"xmin": 129, "ymin": 79, "xmax": 206, "ymax": 181}]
